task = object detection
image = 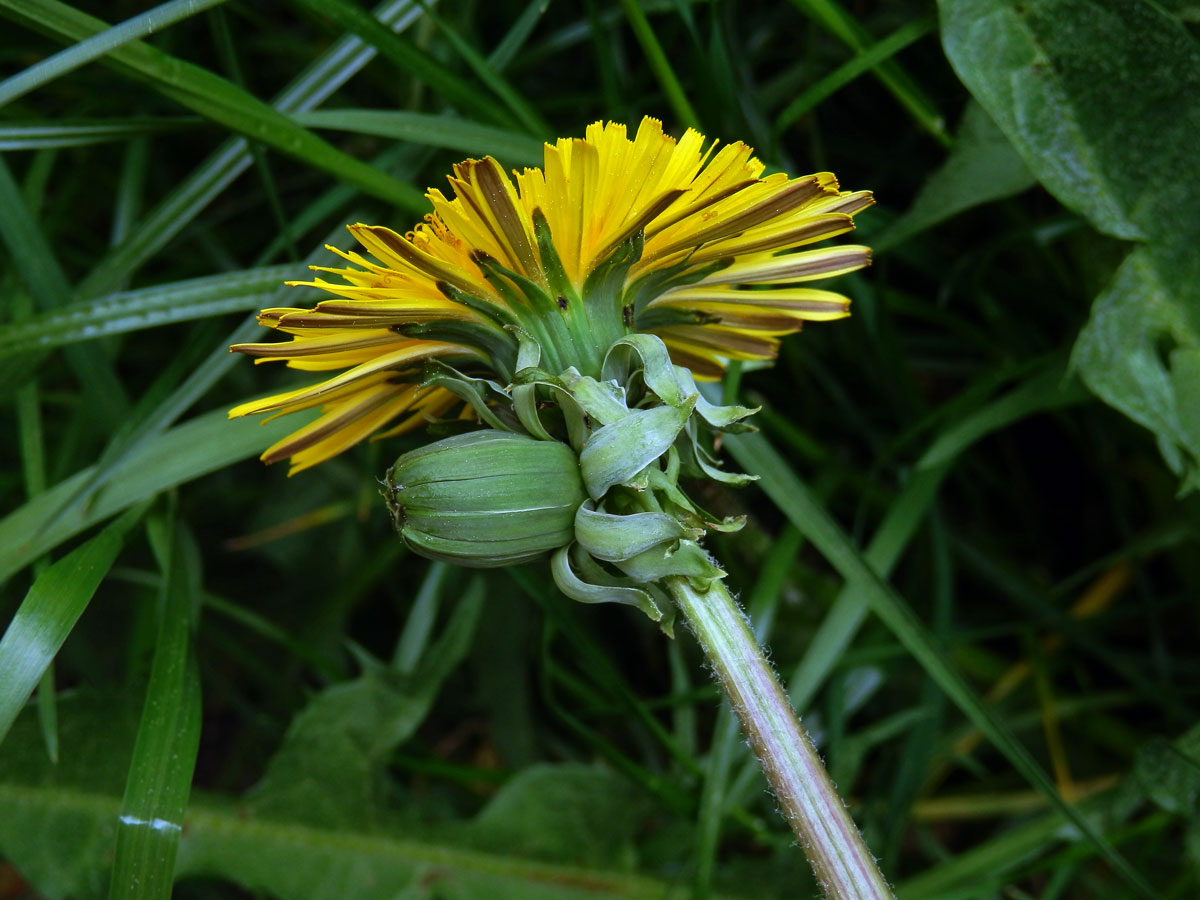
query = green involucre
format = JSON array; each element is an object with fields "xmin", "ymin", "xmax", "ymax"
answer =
[{"xmin": 385, "ymin": 431, "xmax": 586, "ymax": 567}]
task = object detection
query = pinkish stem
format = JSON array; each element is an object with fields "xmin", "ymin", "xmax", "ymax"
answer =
[{"xmin": 667, "ymin": 575, "xmax": 893, "ymax": 900}]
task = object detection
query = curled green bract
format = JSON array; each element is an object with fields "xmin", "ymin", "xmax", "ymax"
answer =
[
  {"xmin": 387, "ymin": 332, "xmax": 757, "ymax": 627},
  {"xmin": 580, "ymin": 401, "xmax": 695, "ymax": 500},
  {"xmin": 574, "ymin": 502, "xmax": 687, "ymax": 561}
]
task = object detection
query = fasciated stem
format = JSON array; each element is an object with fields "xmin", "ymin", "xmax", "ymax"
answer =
[{"xmin": 666, "ymin": 574, "xmax": 893, "ymax": 900}]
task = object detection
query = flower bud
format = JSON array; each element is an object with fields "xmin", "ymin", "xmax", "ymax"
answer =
[{"xmin": 385, "ymin": 431, "xmax": 586, "ymax": 567}]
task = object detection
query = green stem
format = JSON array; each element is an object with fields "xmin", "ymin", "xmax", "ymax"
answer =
[{"xmin": 666, "ymin": 574, "xmax": 894, "ymax": 900}]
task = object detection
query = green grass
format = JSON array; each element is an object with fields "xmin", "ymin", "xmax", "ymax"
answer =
[{"xmin": 1, "ymin": 1, "xmax": 1199, "ymax": 898}]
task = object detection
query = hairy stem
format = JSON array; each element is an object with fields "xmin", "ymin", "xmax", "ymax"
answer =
[{"xmin": 666, "ymin": 575, "xmax": 893, "ymax": 900}]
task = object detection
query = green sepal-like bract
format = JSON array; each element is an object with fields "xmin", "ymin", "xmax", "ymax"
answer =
[
  {"xmin": 603, "ymin": 333, "xmax": 686, "ymax": 406},
  {"xmin": 603, "ymin": 333, "xmax": 759, "ymax": 430},
  {"xmin": 556, "ymin": 368, "xmax": 631, "ymax": 426},
  {"xmin": 574, "ymin": 501, "xmax": 687, "ymax": 561},
  {"xmin": 679, "ymin": 416, "xmax": 757, "ymax": 486},
  {"xmin": 672, "ymin": 363, "xmax": 759, "ymax": 432},
  {"xmin": 421, "ymin": 360, "xmax": 519, "ymax": 433},
  {"xmin": 399, "ymin": 319, "xmax": 518, "ymax": 382},
  {"xmin": 509, "ymin": 328, "xmax": 558, "ymax": 441},
  {"xmin": 551, "ymin": 543, "xmax": 671, "ymax": 631},
  {"xmin": 580, "ymin": 399, "xmax": 695, "ymax": 499},
  {"xmin": 614, "ymin": 539, "xmax": 724, "ymax": 583}
]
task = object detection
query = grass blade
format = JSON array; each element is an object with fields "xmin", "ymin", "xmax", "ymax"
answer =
[
  {"xmin": 108, "ymin": 509, "xmax": 202, "ymax": 900},
  {"xmin": 0, "ymin": 773, "xmax": 720, "ymax": 900},
  {"xmin": 0, "ymin": 155, "xmax": 73, "ymax": 310},
  {"xmin": 0, "ymin": 156, "xmax": 128, "ymax": 421},
  {"xmin": 0, "ymin": 0, "xmax": 230, "ymax": 108},
  {"xmin": 725, "ymin": 428, "xmax": 1156, "ymax": 898},
  {"xmin": 36, "ymin": 226, "xmax": 360, "ymax": 551},
  {"xmin": 286, "ymin": 0, "xmax": 520, "ymax": 130},
  {"xmin": 790, "ymin": 362, "xmax": 1087, "ymax": 701},
  {"xmin": 294, "ymin": 109, "xmax": 545, "ymax": 165},
  {"xmin": 894, "ymin": 792, "xmax": 1134, "ymax": 898},
  {"xmin": 615, "ymin": 0, "xmax": 700, "ymax": 129},
  {"xmin": 0, "ymin": 266, "xmax": 293, "ymax": 359},
  {"xmin": 0, "ymin": 0, "xmax": 427, "ymax": 212},
  {"xmin": 0, "ymin": 505, "xmax": 144, "ymax": 747},
  {"xmin": 76, "ymin": 0, "xmax": 425, "ymax": 298},
  {"xmin": 418, "ymin": 4, "xmax": 553, "ymax": 138},
  {"xmin": 774, "ymin": 14, "xmax": 936, "ymax": 133},
  {"xmin": 392, "ymin": 562, "xmax": 450, "ymax": 673},
  {"xmin": 486, "ymin": 0, "xmax": 552, "ymax": 71},
  {"xmin": 0, "ymin": 117, "xmax": 197, "ymax": 150},
  {"xmin": 0, "ymin": 405, "xmax": 317, "ymax": 585},
  {"xmin": 14, "ymin": 336, "xmax": 59, "ymax": 761},
  {"xmin": 785, "ymin": 0, "xmax": 949, "ymax": 144},
  {"xmin": 208, "ymin": 5, "xmax": 299, "ymax": 261}
]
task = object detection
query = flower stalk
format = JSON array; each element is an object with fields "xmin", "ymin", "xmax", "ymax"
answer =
[{"xmin": 667, "ymin": 575, "xmax": 894, "ymax": 900}]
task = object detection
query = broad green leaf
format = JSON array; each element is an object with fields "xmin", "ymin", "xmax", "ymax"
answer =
[
  {"xmin": 0, "ymin": 0, "xmax": 426, "ymax": 212},
  {"xmin": 109, "ymin": 513, "xmax": 202, "ymax": 900},
  {"xmin": 0, "ymin": 266, "xmax": 293, "ymax": 360},
  {"xmin": 939, "ymin": 0, "xmax": 1184, "ymax": 240},
  {"xmin": 0, "ymin": 696, "xmax": 722, "ymax": 900},
  {"xmin": 0, "ymin": 406, "xmax": 317, "ymax": 584},
  {"xmin": 1188, "ymin": 822, "xmax": 1200, "ymax": 889},
  {"xmin": 0, "ymin": 506, "xmax": 143, "ymax": 747},
  {"xmin": 1133, "ymin": 725, "xmax": 1200, "ymax": 817},
  {"xmin": 877, "ymin": 101, "xmax": 1036, "ymax": 251},
  {"xmin": 177, "ymin": 812, "xmax": 692, "ymax": 900},
  {"xmin": 468, "ymin": 764, "xmax": 652, "ymax": 868},
  {"xmin": 0, "ymin": 696, "xmax": 139, "ymax": 898},
  {"xmin": 249, "ymin": 579, "xmax": 482, "ymax": 827},
  {"xmin": 0, "ymin": 578, "xmax": 668, "ymax": 899},
  {"xmin": 294, "ymin": 109, "xmax": 545, "ymax": 166},
  {"xmin": 939, "ymin": 0, "xmax": 1200, "ymax": 487},
  {"xmin": 1072, "ymin": 251, "xmax": 1200, "ymax": 489},
  {"xmin": 0, "ymin": 0, "xmax": 230, "ymax": 108}
]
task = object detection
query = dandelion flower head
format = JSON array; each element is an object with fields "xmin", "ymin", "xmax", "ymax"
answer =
[{"xmin": 230, "ymin": 116, "xmax": 873, "ymax": 473}]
